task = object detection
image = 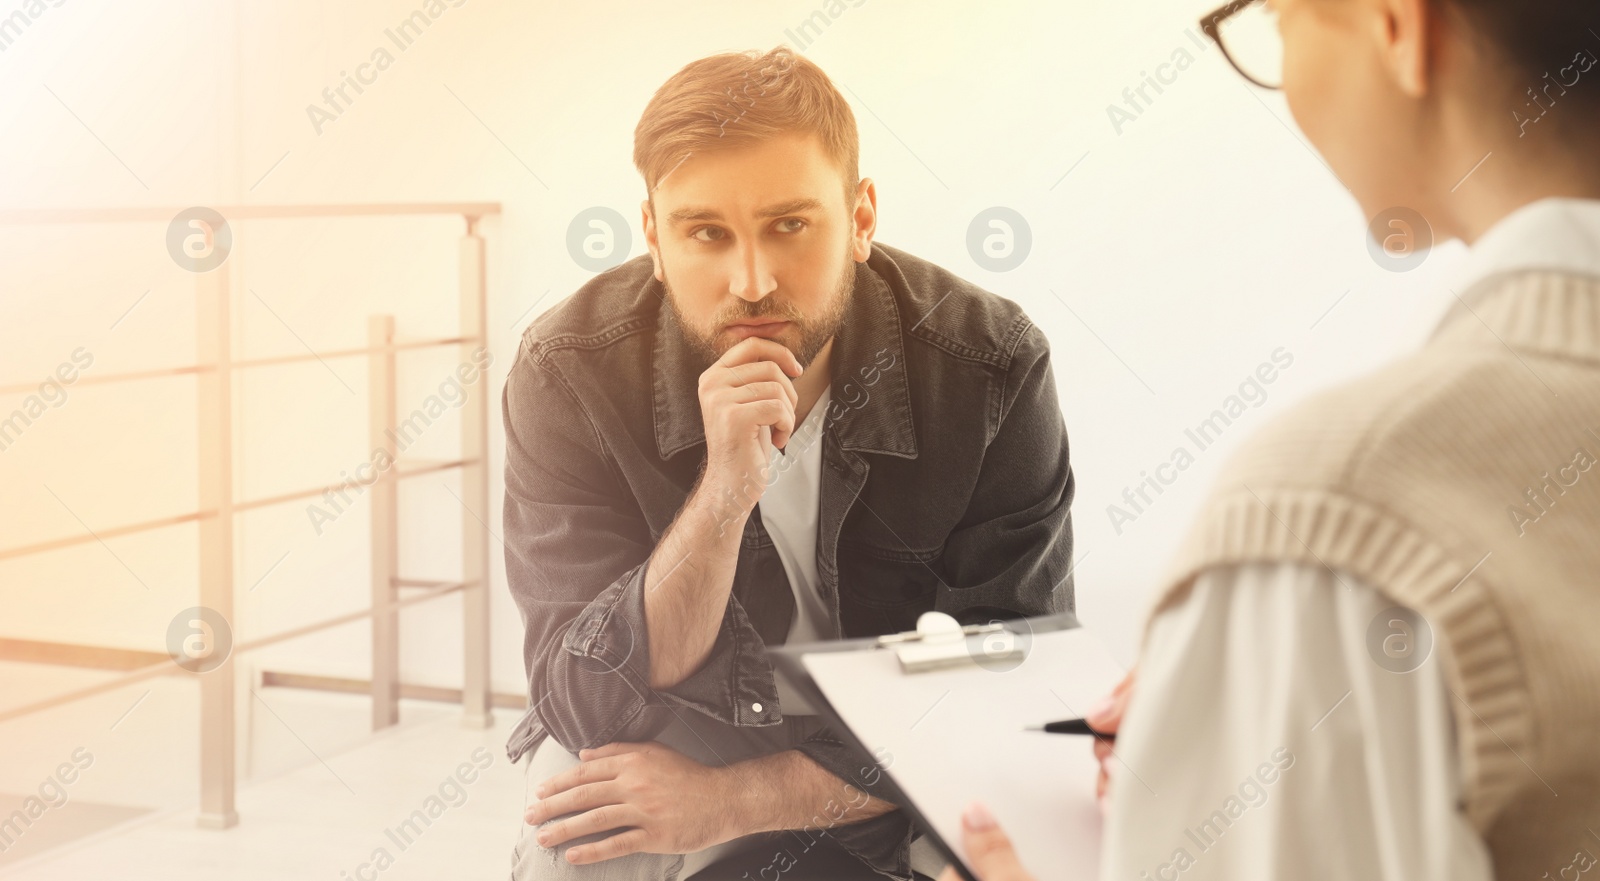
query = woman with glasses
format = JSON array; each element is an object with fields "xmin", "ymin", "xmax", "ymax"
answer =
[{"xmin": 942, "ymin": 0, "xmax": 1600, "ymax": 879}]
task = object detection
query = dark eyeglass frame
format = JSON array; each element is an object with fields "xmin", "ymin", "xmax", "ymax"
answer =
[{"xmin": 1200, "ymin": 0, "xmax": 1283, "ymax": 90}]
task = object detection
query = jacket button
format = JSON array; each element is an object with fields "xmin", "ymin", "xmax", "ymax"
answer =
[{"xmin": 751, "ymin": 702, "xmax": 764, "ymax": 713}]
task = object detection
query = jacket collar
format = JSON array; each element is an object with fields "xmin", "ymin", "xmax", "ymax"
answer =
[{"xmin": 652, "ymin": 256, "xmax": 918, "ymax": 461}]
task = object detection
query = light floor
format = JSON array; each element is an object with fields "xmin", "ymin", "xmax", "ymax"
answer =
[{"xmin": 0, "ymin": 660, "xmax": 530, "ymax": 880}]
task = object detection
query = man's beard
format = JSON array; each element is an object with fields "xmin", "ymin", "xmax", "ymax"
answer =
[{"xmin": 664, "ymin": 248, "xmax": 855, "ymax": 370}]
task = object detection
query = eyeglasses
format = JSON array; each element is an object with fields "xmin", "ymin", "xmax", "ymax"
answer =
[{"xmin": 1201, "ymin": 0, "xmax": 1284, "ymax": 90}]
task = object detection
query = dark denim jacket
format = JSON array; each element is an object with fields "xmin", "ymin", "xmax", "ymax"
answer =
[{"xmin": 501, "ymin": 243, "xmax": 1075, "ymax": 880}]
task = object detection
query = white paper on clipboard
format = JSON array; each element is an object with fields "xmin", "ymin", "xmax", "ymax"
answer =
[{"xmin": 800, "ymin": 626, "xmax": 1126, "ymax": 880}]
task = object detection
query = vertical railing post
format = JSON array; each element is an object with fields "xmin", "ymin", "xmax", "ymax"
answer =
[
  {"xmin": 196, "ymin": 263, "xmax": 238, "ymax": 829},
  {"xmin": 460, "ymin": 217, "xmax": 493, "ymax": 728},
  {"xmin": 369, "ymin": 315, "xmax": 400, "ymax": 730}
]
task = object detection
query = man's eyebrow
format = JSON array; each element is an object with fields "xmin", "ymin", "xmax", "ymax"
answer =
[{"xmin": 666, "ymin": 198, "xmax": 825, "ymax": 225}]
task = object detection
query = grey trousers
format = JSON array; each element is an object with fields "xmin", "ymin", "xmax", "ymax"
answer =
[{"xmin": 509, "ymin": 709, "xmax": 946, "ymax": 880}]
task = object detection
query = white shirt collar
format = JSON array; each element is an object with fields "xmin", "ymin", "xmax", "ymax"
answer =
[{"xmin": 1453, "ymin": 197, "xmax": 1600, "ymax": 299}]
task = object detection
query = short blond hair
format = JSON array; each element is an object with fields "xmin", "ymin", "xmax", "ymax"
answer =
[{"xmin": 633, "ymin": 46, "xmax": 860, "ymax": 202}]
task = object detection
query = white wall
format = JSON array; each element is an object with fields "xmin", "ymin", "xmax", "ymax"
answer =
[{"xmin": 0, "ymin": 0, "xmax": 1471, "ymax": 709}]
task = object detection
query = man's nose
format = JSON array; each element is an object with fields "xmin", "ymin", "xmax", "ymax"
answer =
[{"xmin": 728, "ymin": 242, "xmax": 778, "ymax": 302}]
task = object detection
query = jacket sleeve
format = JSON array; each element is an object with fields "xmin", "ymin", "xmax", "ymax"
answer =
[
  {"xmin": 502, "ymin": 340, "xmax": 753, "ymax": 752},
  {"xmin": 790, "ymin": 728, "xmax": 917, "ymax": 877},
  {"xmin": 937, "ymin": 318, "xmax": 1076, "ymax": 624}
]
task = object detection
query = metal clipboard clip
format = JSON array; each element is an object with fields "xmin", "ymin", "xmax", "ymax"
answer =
[{"xmin": 875, "ymin": 611, "xmax": 1025, "ymax": 673}]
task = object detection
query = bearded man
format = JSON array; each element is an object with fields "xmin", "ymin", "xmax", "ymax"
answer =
[{"xmin": 503, "ymin": 46, "xmax": 1076, "ymax": 881}]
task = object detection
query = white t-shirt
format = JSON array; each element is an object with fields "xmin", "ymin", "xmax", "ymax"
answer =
[{"xmin": 758, "ymin": 384, "xmax": 833, "ymax": 716}]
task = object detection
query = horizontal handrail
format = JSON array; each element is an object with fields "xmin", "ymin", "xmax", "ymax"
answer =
[
  {"xmin": 232, "ymin": 336, "xmax": 479, "ymax": 371},
  {"xmin": 394, "ymin": 458, "xmax": 469, "ymax": 479},
  {"xmin": 0, "ymin": 510, "xmax": 214, "ymax": 561},
  {"xmin": 232, "ymin": 484, "xmax": 332, "ymax": 515},
  {"xmin": 393, "ymin": 577, "xmax": 458, "ymax": 589},
  {"xmin": 259, "ymin": 670, "xmax": 528, "ymax": 710},
  {"xmin": 0, "ymin": 336, "xmax": 479, "ymax": 396},
  {"xmin": 0, "ymin": 638, "xmax": 167, "ymax": 671},
  {"xmin": 234, "ymin": 580, "xmax": 470, "ymax": 654},
  {"xmin": 0, "ymin": 458, "xmax": 480, "ymax": 560},
  {"xmin": 0, "ymin": 364, "xmax": 208, "ymax": 396},
  {"xmin": 0, "ymin": 203, "xmax": 502, "ymax": 225},
  {"xmin": 0, "ymin": 579, "xmax": 473, "ymax": 726}
]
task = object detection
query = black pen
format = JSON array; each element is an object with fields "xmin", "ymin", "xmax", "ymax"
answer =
[{"xmin": 1022, "ymin": 717, "xmax": 1113, "ymax": 738}]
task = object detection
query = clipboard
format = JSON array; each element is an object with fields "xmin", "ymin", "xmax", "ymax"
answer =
[{"xmin": 770, "ymin": 610, "xmax": 1122, "ymax": 881}]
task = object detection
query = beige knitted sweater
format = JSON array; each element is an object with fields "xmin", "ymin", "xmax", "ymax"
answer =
[{"xmin": 1149, "ymin": 269, "xmax": 1600, "ymax": 878}]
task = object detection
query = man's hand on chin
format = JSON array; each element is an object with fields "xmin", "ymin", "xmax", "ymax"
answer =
[{"xmin": 524, "ymin": 741, "xmax": 740, "ymax": 865}]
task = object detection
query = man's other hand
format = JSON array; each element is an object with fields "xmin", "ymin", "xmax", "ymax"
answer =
[{"xmin": 525, "ymin": 741, "xmax": 739, "ymax": 865}]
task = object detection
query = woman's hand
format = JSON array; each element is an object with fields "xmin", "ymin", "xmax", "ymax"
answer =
[
  {"xmin": 935, "ymin": 802, "xmax": 1037, "ymax": 881},
  {"xmin": 935, "ymin": 669, "xmax": 1138, "ymax": 880},
  {"xmin": 1084, "ymin": 667, "xmax": 1137, "ymax": 816}
]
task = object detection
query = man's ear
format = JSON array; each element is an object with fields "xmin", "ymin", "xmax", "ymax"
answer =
[
  {"xmin": 1374, "ymin": 0, "xmax": 1432, "ymax": 98},
  {"xmin": 850, "ymin": 178, "xmax": 878, "ymax": 262},
  {"xmin": 641, "ymin": 198, "xmax": 664, "ymax": 281}
]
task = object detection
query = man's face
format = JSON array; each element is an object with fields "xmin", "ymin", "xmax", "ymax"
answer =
[{"xmin": 642, "ymin": 131, "xmax": 874, "ymax": 368}]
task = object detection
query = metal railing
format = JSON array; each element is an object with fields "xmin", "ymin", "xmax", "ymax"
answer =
[{"xmin": 0, "ymin": 202, "xmax": 500, "ymax": 829}]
